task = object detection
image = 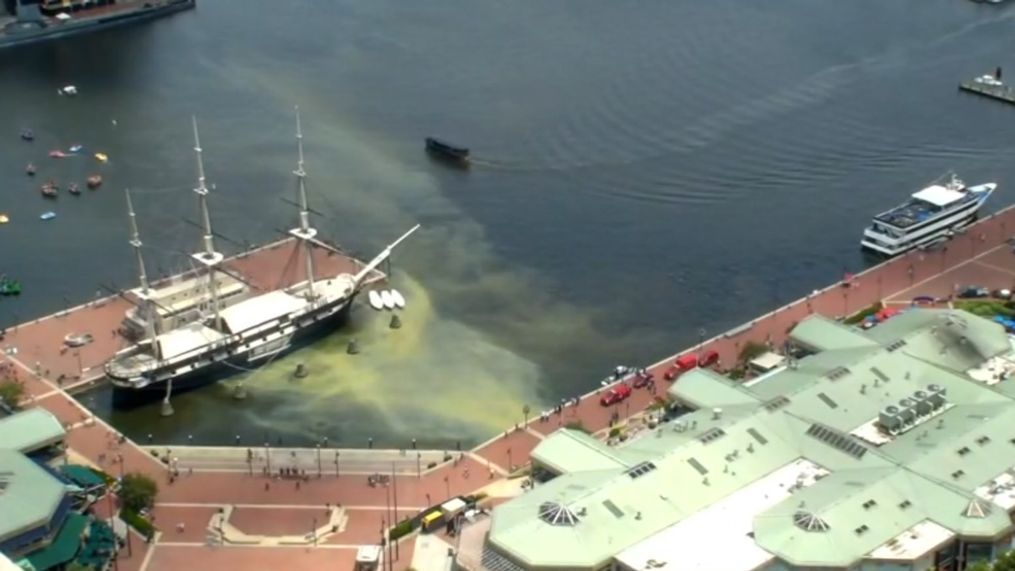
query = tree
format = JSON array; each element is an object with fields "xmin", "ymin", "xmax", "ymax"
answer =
[
  {"xmin": 738, "ymin": 341, "xmax": 768, "ymax": 364},
  {"xmin": 992, "ymin": 548, "xmax": 1015, "ymax": 571},
  {"xmin": 0, "ymin": 379, "xmax": 25, "ymax": 409},
  {"xmin": 119, "ymin": 472, "xmax": 158, "ymax": 513}
]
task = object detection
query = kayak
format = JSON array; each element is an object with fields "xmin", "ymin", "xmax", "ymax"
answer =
[
  {"xmin": 94, "ymin": 152, "xmax": 108, "ymax": 163},
  {"xmin": 49, "ymin": 150, "xmax": 70, "ymax": 158}
]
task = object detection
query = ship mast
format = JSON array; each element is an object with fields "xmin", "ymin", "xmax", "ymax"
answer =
[
  {"xmin": 190, "ymin": 117, "xmax": 224, "ymax": 329},
  {"xmin": 124, "ymin": 188, "xmax": 160, "ymax": 359},
  {"xmin": 289, "ymin": 106, "xmax": 318, "ymax": 303}
]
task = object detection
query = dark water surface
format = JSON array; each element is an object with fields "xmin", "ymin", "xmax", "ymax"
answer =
[{"xmin": 1, "ymin": 0, "xmax": 1014, "ymax": 447}]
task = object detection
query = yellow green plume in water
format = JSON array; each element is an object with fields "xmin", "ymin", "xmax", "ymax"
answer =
[{"xmin": 231, "ymin": 274, "xmax": 542, "ymax": 443}]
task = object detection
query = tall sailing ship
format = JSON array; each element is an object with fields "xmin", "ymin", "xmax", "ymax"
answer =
[{"xmin": 105, "ymin": 110, "xmax": 418, "ymax": 405}]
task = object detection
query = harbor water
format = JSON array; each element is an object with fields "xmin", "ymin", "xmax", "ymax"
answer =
[{"xmin": 1, "ymin": 0, "xmax": 1014, "ymax": 448}]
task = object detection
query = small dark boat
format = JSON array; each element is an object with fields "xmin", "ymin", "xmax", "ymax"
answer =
[
  {"xmin": 425, "ymin": 137, "xmax": 470, "ymax": 163},
  {"xmin": 86, "ymin": 174, "xmax": 103, "ymax": 189},
  {"xmin": 20, "ymin": 128, "xmax": 34, "ymax": 141},
  {"xmin": 68, "ymin": 183, "xmax": 81, "ymax": 195},
  {"xmin": 26, "ymin": 163, "xmax": 36, "ymax": 176},
  {"xmin": 41, "ymin": 183, "xmax": 58, "ymax": 198}
]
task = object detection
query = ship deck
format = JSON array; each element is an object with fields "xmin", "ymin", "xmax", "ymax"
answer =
[{"xmin": 4, "ymin": 208, "xmax": 1015, "ymax": 570}]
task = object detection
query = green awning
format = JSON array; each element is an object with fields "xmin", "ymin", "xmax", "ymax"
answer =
[
  {"xmin": 25, "ymin": 513, "xmax": 87, "ymax": 571},
  {"xmin": 58, "ymin": 466, "xmax": 105, "ymax": 489}
]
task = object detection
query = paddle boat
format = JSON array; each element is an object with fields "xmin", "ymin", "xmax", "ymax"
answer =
[
  {"xmin": 25, "ymin": 163, "xmax": 36, "ymax": 176},
  {"xmin": 68, "ymin": 183, "xmax": 81, "ymax": 195},
  {"xmin": 58, "ymin": 85, "xmax": 78, "ymax": 96},
  {"xmin": 49, "ymin": 149, "xmax": 70, "ymax": 159},
  {"xmin": 69, "ymin": 144, "xmax": 83, "ymax": 153},
  {"xmin": 0, "ymin": 214, "xmax": 10, "ymax": 224},
  {"xmin": 41, "ymin": 181, "xmax": 58, "ymax": 198},
  {"xmin": 20, "ymin": 128, "xmax": 34, "ymax": 141},
  {"xmin": 86, "ymin": 175, "xmax": 103, "ymax": 189},
  {"xmin": 94, "ymin": 152, "xmax": 108, "ymax": 163},
  {"xmin": 40, "ymin": 211, "xmax": 56, "ymax": 221},
  {"xmin": 0, "ymin": 277, "xmax": 21, "ymax": 296}
]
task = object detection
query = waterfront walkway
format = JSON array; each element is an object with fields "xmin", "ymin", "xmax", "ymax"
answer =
[{"xmin": 3, "ymin": 208, "xmax": 1015, "ymax": 570}]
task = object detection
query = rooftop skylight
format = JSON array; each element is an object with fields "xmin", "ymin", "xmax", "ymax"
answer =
[
  {"xmin": 538, "ymin": 501, "xmax": 581, "ymax": 526},
  {"xmin": 793, "ymin": 510, "xmax": 830, "ymax": 532}
]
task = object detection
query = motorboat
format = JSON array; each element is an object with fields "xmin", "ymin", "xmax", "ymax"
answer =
[
  {"xmin": 425, "ymin": 137, "xmax": 470, "ymax": 163},
  {"xmin": 49, "ymin": 149, "xmax": 70, "ymax": 158},
  {"xmin": 861, "ymin": 173, "xmax": 996, "ymax": 257},
  {"xmin": 59, "ymin": 85, "xmax": 78, "ymax": 96}
]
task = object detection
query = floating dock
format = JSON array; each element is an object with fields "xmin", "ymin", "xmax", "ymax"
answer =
[{"xmin": 959, "ymin": 78, "xmax": 1015, "ymax": 104}]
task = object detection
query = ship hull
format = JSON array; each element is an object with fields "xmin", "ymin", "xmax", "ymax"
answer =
[
  {"xmin": 110, "ymin": 297, "xmax": 354, "ymax": 408},
  {"xmin": 0, "ymin": 0, "xmax": 195, "ymax": 50}
]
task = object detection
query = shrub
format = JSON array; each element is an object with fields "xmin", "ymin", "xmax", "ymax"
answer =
[
  {"xmin": 388, "ymin": 519, "xmax": 415, "ymax": 541},
  {"xmin": 0, "ymin": 379, "xmax": 25, "ymax": 409},
  {"xmin": 119, "ymin": 473, "xmax": 158, "ymax": 513},
  {"xmin": 608, "ymin": 427, "xmax": 622, "ymax": 439},
  {"xmin": 120, "ymin": 507, "xmax": 156, "ymax": 538}
]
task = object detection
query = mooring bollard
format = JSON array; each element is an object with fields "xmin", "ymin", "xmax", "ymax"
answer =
[
  {"xmin": 347, "ymin": 339, "xmax": 359, "ymax": 355},
  {"xmin": 389, "ymin": 315, "xmax": 402, "ymax": 329}
]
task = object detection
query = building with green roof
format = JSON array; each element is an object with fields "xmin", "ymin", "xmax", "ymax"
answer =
[
  {"xmin": 0, "ymin": 408, "xmax": 94, "ymax": 569},
  {"xmin": 477, "ymin": 308, "xmax": 1015, "ymax": 571}
]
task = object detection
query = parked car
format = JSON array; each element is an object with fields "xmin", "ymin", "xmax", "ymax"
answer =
[
  {"xmin": 958, "ymin": 286, "xmax": 990, "ymax": 299},
  {"xmin": 664, "ymin": 354, "xmax": 699, "ymax": 380},
  {"xmin": 600, "ymin": 384, "xmax": 632, "ymax": 406},
  {"xmin": 993, "ymin": 289, "xmax": 1012, "ymax": 300},
  {"xmin": 632, "ymin": 371, "xmax": 654, "ymax": 388},
  {"xmin": 699, "ymin": 350, "xmax": 720, "ymax": 368}
]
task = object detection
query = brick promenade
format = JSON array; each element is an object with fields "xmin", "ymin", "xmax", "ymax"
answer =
[{"xmin": 3, "ymin": 209, "xmax": 1015, "ymax": 570}]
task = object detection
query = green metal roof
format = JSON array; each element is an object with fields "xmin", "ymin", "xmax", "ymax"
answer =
[
  {"xmin": 531, "ymin": 430, "xmax": 630, "ymax": 474},
  {"xmin": 0, "ymin": 450, "xmax": 67, "ymax": 544},
  {"xmin": 488, "ymin": 309, "xmax": 1015, "ymax": 569},
  {"xmin": 24, "ymin": 513, "xmax": 87, "ymax": 571},
  {"xmin": 790, "ymin": 314, "xmax": 879, "ymax": 352},
  {"xmin": 58, "ymin": 466, "xmax": 105, "ymax": 489},
  {"xmin": 0, "ymin": 409, "xmax": 65, "ymax": 454},
  {"xmin": 668, "ymin": 369, "xmax": 761, "ymax": 409}
]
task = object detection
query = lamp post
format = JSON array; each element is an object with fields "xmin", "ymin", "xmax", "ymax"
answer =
[
  {"xmin": 698, "ymin": 327, "xmax": 706, "ymax": 361},
  {"xmin": 312, "ymin": 516, "xmax": 318, "ymax": 547},
  {"xmin": 416, "ymin": 452, "xmax": 421, "ymax": 479},
  {"xmin": 443, "ymin": 475, "xmax": 450, "ymax": 499},
  {"xmin": 507, "ymin": 447, "xmax": 513, "ymax": 472},
  {"xmin": 522, "ymin": 404, "xmax": 531, "ymax": 428},
  {"xmin": 265, "ymin": 442, "xmax": 271, "ymax": 473},
  {"xmin": 334, "ymin": 450, "xmax": 339, "ymax": 477},
  {"xmin": 316, "ymin": 443, "xmax": 322, "ymax": 477}
]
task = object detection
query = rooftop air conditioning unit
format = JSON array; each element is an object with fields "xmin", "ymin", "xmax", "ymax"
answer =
[
  {"xmin": 879, "ymin": 405, "xmax": 902, "ymax": 432},
  {"xmin": 927, "ymin": 384, "xmax": 946, "ymax": 409},
  {"xmin": 898, "ymin": 398, "xmax": 917, "ymax": 425},
  {"xmin": 912, "ymin": 390, "xmax": 932, "ymax": 416}
]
